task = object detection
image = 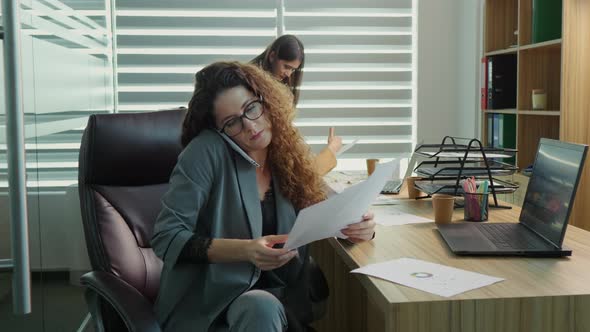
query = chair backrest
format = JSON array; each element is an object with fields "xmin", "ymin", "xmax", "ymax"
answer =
[{"xmin": 78, "ymin": 108, "xmax": 186, "ymax": 302}]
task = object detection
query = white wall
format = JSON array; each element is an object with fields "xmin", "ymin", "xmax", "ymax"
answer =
[{"xmin": 417, "ymin": 0, "xmax": 481, "ymax": 144}]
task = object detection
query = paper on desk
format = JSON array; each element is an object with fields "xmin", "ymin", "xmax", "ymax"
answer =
[
  {"xmin": 336, "ymin": 138, "xmax": 360, "ymax": 156},
  {"xmin": 351, "ymin": 258, "xmax": 504, "ymax": 297},
  {"xmin": 324, "ymin": 171, "xmax": 367, "ymax": 194},
  {"xmin": 372, "ymin": 206, "xmax": 432, "ymax": 226},
  {"xmin": 372, "ymin": 195, "xmax": 399, "ymax": 206},
  {"xmin": 285, "ymin": 160, "xmax": 397, "ymax": 250},
  {"xmin": 326, "ymin": 181, "xmax": 346, "ymax": 194},
  {"xmin": 328, "ymin": 189, "xmax": 400, "ymax": 205}
]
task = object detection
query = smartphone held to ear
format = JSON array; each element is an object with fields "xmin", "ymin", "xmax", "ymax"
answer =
[{"xmin": 218, "ymin": 132, "xmax": 260, "ymax": 168}]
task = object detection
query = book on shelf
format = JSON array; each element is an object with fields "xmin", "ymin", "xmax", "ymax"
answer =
[
  {"xmin": 486, "ymin": 113, "xmax": 516, "ymax": 164},
  {"xmin": 487, "ymin": 54, "xmax": 517, "ymax": 110},
  {"xmin": 532, "ymin": 0, "xmax": 562, "ymax": 44},
  {"xmin": 481, "ymin": 57, "xmax": 488, "ymax": 110}
]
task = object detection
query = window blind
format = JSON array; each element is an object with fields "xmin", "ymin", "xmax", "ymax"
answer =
[
  {"xmin": 114, "ymin": 0, "xmax": 415, "ymax": 170},
  {"xmin": 114, "ymin": 0, "xmax": 277, "ymax": 112},
  {"xmin": 0, "ymin": 0, "xmax": 415, "ymax": 190},
  {"xmin": 283, "ymin": 0, "xmax": 414, "ymax": 169}
]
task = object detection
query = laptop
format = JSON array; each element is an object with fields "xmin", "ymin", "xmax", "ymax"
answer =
[
  {"xmin": 437, "ymin": 138, "xmax": 588, "ymax": 257},
  {"xmin": 381, "ymin": 154, "xmax": 418, "ymax": 194}
]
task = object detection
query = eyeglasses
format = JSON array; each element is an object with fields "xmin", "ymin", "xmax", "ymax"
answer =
[{"xmin": 219, "ymin": 97, "xmax": 265, "ymax": 137}]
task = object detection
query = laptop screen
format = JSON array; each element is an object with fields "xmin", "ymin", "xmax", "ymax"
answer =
[{"xmin": 520, "ymin": 139, "xmax": 588, "ymax": 246}]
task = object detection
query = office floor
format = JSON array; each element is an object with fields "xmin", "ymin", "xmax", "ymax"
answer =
[{"xmin": 0, "ymin": 272, "xmax": 90, "ymax": 332}]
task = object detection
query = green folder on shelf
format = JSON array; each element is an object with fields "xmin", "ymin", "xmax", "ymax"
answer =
[
  {"xmin": 532, "ymin": 0, "xmax": 562, "ymax": 43},
  {"xmin": 487, "ymin": 114, "xmax": 516, "ymax": 165}
]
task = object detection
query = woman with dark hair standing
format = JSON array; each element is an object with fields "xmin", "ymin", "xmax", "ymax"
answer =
[
  {"xmin": 151, "ymin": 62, "xmax": 375, "ymax": 331},
  {"xmin": 251, "ymin": 34, "xmax": 305, "ymax": 104},
  {"xmin": 252, "ymin": 35, "xmax": 343, "ymax": 175}
]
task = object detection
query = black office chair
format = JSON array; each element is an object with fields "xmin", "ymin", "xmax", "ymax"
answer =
[
  {"xmin": 78, "ymin": 108, "xmax": 186, "ymax": 332},
  {"xmin": 77, "ymin": 108, "xmax": 327, "ymax": 332}
]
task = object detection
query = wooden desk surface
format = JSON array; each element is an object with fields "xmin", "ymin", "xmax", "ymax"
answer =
[
  {"xmin": 312, "ymin": 186, "xmax": 590, "ymax": 331},
  {"xmin": 331, "ymin": 197, "xmax": 590, "ymax": 308}
]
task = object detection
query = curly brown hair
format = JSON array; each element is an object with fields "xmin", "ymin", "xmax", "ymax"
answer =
[{"xmin": 182, "ymin": 61, "xmax": 325, "ymax": 210}]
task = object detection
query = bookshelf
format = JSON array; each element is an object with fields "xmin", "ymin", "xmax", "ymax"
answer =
[
  {"xmin": 481, "ymin": 0, "xmax": 563, "ymax": 170},
  {"xmin": 561, "ymin": 0, "xmax": 590, "ymax": 232}
]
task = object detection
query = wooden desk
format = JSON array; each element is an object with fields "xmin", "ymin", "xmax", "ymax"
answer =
[{"xmin": 311, "ymin": 195, "xmax": 590, "ymax": 332}]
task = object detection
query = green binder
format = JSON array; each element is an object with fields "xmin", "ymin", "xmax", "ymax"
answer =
[
  {"xmin": 532, "ymin": 0, "xmax": 562, "ymax": 43},
  {"xmin": 501, "ymin": 114, "xmax": 516, "ymax": 151},
  {"xmin": 486, "ymin": 114, "xmax": 516, "ymax": 165}
]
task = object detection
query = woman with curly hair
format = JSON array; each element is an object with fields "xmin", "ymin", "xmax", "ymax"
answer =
[
  {"xmin": 252, "ymin": 34, "xmax": 342, "ymax": 175},
  {"xmin": 151, "ymin": 62, "xmax": 376, "ymax": 331}
]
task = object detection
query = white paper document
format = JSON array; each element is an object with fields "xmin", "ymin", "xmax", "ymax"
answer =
[
  {"xmin": 284, "ymin": 160, "xmax": 398, "ymax": 250},
  {"xmin": 372, "ymin": 206, "xmax": 432, "ymax": 226},
  {"xmin": 351, "ymin": 258, "xmax": 504, "ymax": 297},
  {"xmin": 336, "ymin": 138, "xmax": 360, "ymax": 156}
]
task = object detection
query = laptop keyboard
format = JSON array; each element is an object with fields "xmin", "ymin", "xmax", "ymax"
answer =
[
  {"xmin": 381, "ymin": 179, "xmax": 403, "ymax": 194},
  {"xmin": 478, "ymin": 224, "xmax": 540, "ymax": 249}
]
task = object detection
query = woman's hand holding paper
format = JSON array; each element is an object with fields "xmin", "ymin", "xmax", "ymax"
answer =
[{"xmin": 341, "ymin": 212, "xmax": 376, "ymax": 243}]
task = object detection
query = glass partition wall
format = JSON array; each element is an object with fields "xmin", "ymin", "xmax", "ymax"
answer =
[{"xmin": 0, "ymin": 0, "xmax": 114, "ymax": 330}]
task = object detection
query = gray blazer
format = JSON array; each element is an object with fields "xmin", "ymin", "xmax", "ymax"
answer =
[{"xmin": 151, "ymin": 130, "xmax": 311, "ymax": 331}]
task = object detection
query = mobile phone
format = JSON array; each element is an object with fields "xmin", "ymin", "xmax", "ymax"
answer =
[{"xmin": 218, "ymin": 132, "xmax": 260, "ymax": 168}]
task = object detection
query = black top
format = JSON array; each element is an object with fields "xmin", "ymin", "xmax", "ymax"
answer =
[{"xmin": 260, "ymin": 183, "xmax": 277, "ymax": 236}]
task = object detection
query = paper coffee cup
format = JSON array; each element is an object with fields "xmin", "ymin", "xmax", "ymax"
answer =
[
  {"xmin": 432, "ymin": 194, "xmax": 455, "ymax": 224},
  {"xmin": 406, "ymin": 176, "xmax": 422, "ymax": 199},
  {"xmin": 366, "ymin": 159, "xmax": 379, "ymax": 176}
]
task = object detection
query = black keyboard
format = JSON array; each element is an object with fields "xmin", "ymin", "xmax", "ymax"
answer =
[
  {"xmin": 381, "ymin": 179, "xmax": 403, "ymax": 194},
  {"xmin": 478, "ymin": 224, "xmax": 539, "ymax": 249}
]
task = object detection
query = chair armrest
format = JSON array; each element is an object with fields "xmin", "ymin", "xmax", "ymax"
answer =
[{"xmin": 81, "ymin": 271, "xmax": 161, "ymax": 332}]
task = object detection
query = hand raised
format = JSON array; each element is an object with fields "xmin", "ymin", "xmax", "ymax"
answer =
[{"xmin": 327, "ymin": 127, "xmax": 343, "ymax": 154}]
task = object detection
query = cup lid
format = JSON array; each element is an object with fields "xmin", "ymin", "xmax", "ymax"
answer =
[{"xmin": 432, "ymin": 193, "xmax": 455, "ymax": 199}]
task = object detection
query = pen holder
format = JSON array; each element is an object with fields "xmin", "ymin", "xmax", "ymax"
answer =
[{"xmin": 463, "ymin": 192, "xmax": 489, "ymax": 222}]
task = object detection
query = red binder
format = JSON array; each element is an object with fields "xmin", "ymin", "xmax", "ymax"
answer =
[{"xmin": 481, "ymin": 57, "xmax": 488, "ymax": 110}]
